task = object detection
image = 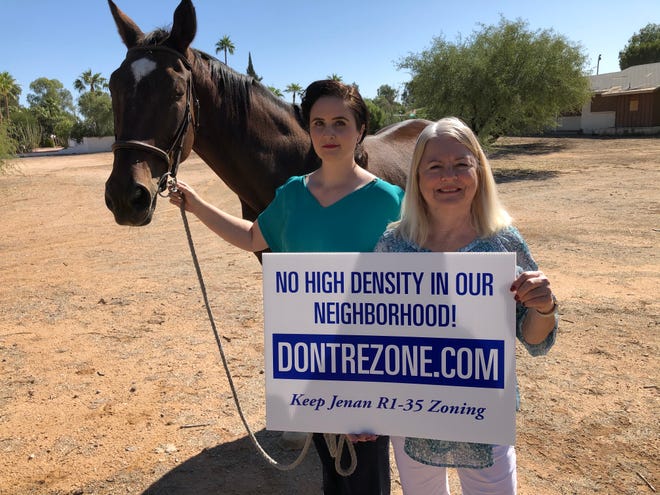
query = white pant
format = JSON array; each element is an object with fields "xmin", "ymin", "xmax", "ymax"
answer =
[{"xmin": 392, "ymin": 436, "xmax": 517, "ymax": 495}]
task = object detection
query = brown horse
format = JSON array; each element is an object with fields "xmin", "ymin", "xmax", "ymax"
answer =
[{"xmin": 105, "ymin": 0, "xmax": 430, "ymax": 227}]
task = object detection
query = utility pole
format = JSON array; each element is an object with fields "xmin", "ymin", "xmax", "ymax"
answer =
[{"xmin": 597, "ymin": 54, "xmax": 602, "ymax": 75}]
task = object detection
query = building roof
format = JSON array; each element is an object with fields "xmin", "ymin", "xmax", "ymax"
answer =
[{"xmin": 590, "ymin": 62, "xmax": 660, "ymax": 96}]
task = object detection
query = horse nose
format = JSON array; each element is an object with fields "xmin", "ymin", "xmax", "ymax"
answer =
[
  {"xmin": 105, "ymin": 181, "xmax": 151, "ymax": 211},
  {"xmin": 104, "ymin": 188, "xmax": 115, "ymax": 212},
  {"xmin": 131, "ymin": 183, "xmax": 152, "ymax": 212},
  {"xmin": 105, "ymin": 180, "xmax": 154, "ymax": 225}
]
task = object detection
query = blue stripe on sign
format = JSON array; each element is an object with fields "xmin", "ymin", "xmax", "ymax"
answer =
[{"xmin": 272, "ymin": 334, "xmax": 505, "ymax": 389}]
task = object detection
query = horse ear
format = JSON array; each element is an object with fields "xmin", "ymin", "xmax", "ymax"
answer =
[
  {"xmin": 169, "ymin": 0, "xmax": 197, "ymax": 53},
  {"xmin": 108, "ymin": 0, "xmax": 144, "ymax": 49}
]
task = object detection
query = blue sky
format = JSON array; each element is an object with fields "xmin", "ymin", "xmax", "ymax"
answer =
[{"xmin": 1, "ymin": 0, "xmax": 657, "ymax": 106}]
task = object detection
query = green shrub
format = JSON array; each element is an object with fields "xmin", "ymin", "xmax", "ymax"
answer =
[
  {"xmin": 9, "ymin": 118, "xmax": 42, "ymax": 153},
  {"xmin": 0, "ymin": 121, "xmax": 18, "ymax": 172},
  {"xmin": 8, "ymin": 109, "xmax": 42, "ymax": 153}
]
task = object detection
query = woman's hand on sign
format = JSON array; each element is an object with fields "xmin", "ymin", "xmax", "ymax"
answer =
[{"xmin": 510, "ymin": 270, "xmax": 555, "ymax": 314}]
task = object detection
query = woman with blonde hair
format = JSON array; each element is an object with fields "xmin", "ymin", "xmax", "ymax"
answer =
[
  {"xmin": 376, "ymin": 117, "xmax": 558, "ymax": 494},
  {"xmin": 393, "ymin": 117, "xmax": 511, "ymax": 247}
]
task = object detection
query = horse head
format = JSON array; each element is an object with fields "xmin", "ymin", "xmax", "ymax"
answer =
[{"xmin": 105, "ymin": 0, "xmax": 198, "ymax": 226}]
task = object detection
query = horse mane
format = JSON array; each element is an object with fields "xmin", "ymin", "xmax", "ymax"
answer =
[
  {"xmin": 141, "ymin": 28, "xmax": 170, "ymax": 45},
  {"xmin": 137, "ymin": 28, "xmax": 299, "ymax": 137},
  {"xmin": 194, "ymin": 49, "xmax": 252, "ymax": 130},
  {"xmin": 196, "ymin": 51, "xmax": 304, "ymax": 134}
]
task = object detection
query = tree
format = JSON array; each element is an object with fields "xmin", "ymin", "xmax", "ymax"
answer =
[
  {"xmin": 285, "ymin": 83, "xmax": 303, "ymax": 104},
  {"xmin": 399, "ymin": 17, "xmax": 591, "ymax": 141},
  {"xmin": 365, "ymin": 99, "xmax": 385, "ymax": 133},
  {"xmin": 246, "ymin": 52, "xmax": 263, "ymax": 81},
  {"xmin": 268, "ymin": 86, "xmax": 284, "ymax": 98},
  {"xmin": 619, "ymin": 23, "xmax": 660, "ymax": 70},
  {"xmin": 215, "ymin": 35, "xmax": 235, "ymax": 65},
  {"xmin": 326, "ymin": 73, "xmax": 343, "ymax": 81},
  {"xmin": 376, "ymin": 84, "xmax": 398, "ymax": 106},
  {"xmin": 0, "ymin": 72, "xmax": 21, "ymax": 123},
  {"xmin": 26, "ymin": 78, "xmax": 76, "ymax": 145},
  {"xmin": 71, "ymin": 91, "xmax": 113, "ymax": 140},
  {"xmin": 371, "ymin": 84, "xmax": 407, "ymax": 127},
  {"xmin": 71, "ymin": 69, "xmax": 112, "ymax": 140},
  {"xmin": 74, "ymin": 69, "xmax": 109, "ymax": 93}
]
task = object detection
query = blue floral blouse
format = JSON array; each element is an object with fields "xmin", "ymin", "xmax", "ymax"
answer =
[{"xmin": 374, "ymin": 225, "xmax": 558, "ymax": 468}]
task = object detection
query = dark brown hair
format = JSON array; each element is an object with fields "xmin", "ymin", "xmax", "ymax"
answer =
[{"xmin": 301, "ymin": 80, "xmax": 369, "ymax": 166}]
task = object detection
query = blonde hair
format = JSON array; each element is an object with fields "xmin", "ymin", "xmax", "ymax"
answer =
[{"xmin": 393, "ymin": 117, "xmax": 511, "ymax": 246}]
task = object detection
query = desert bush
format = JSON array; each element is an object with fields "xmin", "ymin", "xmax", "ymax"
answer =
[
  {"xmin": 9, "ymin": 117, "xmax": 42, "ymax": 153},
  {"xmin": 0, "ymin": 121, "xmax": 17, "ymax": 172}
]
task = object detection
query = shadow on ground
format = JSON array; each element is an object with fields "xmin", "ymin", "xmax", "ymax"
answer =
[
  {"xmin": 489, "ymin": 140, "xmax": 569, "ymax": 159},
  {"xmin": 493, "ymin": 168, "xmax": 560, "ymax": 183},
  {"xmin": 142, "ymin": 430, "xmax": 321, "ymax": 495}
]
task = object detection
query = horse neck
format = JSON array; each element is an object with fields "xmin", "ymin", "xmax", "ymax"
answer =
[{"xmin": 189, "ymin": 55, "xmax": 316, "ymax": 214}]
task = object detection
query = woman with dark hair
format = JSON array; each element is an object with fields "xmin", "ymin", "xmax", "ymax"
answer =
[
  {"xmin": 300, "ymin": 79, "xmax": 370, "ymax": 168},
  {"xmin": 169, "ymin": 79, "xmax": 402, "ymax": 494}
]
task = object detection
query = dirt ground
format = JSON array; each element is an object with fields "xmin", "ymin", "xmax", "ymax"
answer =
[{"xmin": 0, "ymin": 136, "xmax": 658, "ymax": 495}]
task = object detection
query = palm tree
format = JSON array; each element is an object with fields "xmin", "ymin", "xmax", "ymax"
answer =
[
  {"xmin": 285, "ymin": 83, "xmax": 303, "ymax": 104},
  {"xmin": 327, "ymin": 73, "xmax": 343, "ymax": 81},
  {"xmin": 0, "ymin": 71, "xmax": 21, "ymax": 123},
  {"xmin": 74, "ymin": 69, "xmax": 108, "ymax": 93},
  {"xmin": 268, "ymin": 86, "xmax": 284, "ymax": 98},
  {"xmin": 215, "ymin": 35, "xmax": 235, "ymax": 65}
]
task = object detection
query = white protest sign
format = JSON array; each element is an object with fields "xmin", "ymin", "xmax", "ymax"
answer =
[{"xmin": 262, "ymin": 252, "xmax": 517, "ymax": 446}]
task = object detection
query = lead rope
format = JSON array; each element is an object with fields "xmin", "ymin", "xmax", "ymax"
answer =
[
  {"xmin": 324, "ymin": 433, "xmax": 358, "ymax": 477},
  {"xmin": 174, "ymin": 187, "xmax": 357, "ymax": 475}
]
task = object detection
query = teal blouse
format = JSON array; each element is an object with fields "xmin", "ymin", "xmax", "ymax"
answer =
[{"xmin": 258, "ymin": 175, "xmax": 404, "ymax": 253}]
